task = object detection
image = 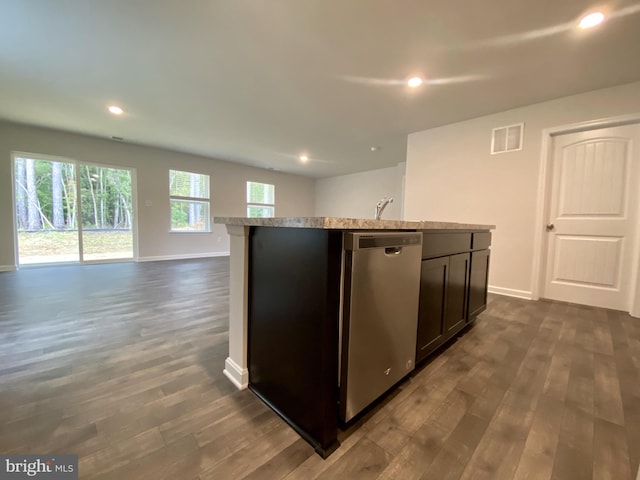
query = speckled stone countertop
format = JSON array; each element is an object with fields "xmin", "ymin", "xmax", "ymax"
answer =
[{"xmin": 214, "ymin": 217, "xmax": 495, "ymax": 230}]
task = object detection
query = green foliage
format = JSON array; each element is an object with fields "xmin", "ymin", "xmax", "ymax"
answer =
[
  {"xmin": 247, "ymin": 181, "xmax": 274, "ymax": 204},
  {"xmin": 15, "ymin": 158, "xmax": 133, "ymax": 231},
  {"xmin": 35, "ymin": 160, "xmax": 53, "ymax": 219},
  {"xmin": 171, "ymin": 201, "xmax": 189, "ymax": 228},
  {"xmin": 170, "ymin": 200, "xmax": 208, "ymax": 231},
  {"xmin": 80, "ymin": 165, "xmax": 132, "ymax": 229},
  {"xmin": 246, "ymin": 182, "xmax": 275, "ymax": 218},
  {"xmin": 169, "ymin": 170, "xmax": 210, "ymax": 230},
  {"xmin": 170, "ymin": 170, "xmax": 209, "ymax": 198},
  {"xmin": 247, "ymin": 206, "xmax": 274, "ymax": 218}
]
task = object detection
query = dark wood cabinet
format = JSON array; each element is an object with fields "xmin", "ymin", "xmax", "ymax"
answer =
[
  {"xmin": 417, "ymin": 231, "xmax": 489, "ymax": 365},
  {"xmin": 416, "ymin": 256, "xmax": 447, "ymax": 363},
  {"xmin": 445, "ymin": 253, "xmax": 470, "ymax": 332},
  {"xmin": 468, "ymin": 249, "xmax": 490, "ymax": 320},
  {"xmin": 416, "ymin": 252, "xmax": 470, "ymax": 364}
]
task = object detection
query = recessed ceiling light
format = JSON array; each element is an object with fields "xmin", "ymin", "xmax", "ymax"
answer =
[
  {"xmin": 108, "ymin": 105, "xmax": 124, "ymax": 115},
  {"xmin": 299, "ymin": 154, "xmax": 309, "ymax": 163},
  {"xmin": 578, "ymin": 12, "xmax": 605, "ymax": 29},
  {"xmin": 407, "ymin": 77, "xmax": 423, "ymax": 88}
]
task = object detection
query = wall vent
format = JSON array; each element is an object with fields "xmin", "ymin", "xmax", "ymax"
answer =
[{"xmin": 491, "ymin": 123, "xmax": 523, "ymax": 154}]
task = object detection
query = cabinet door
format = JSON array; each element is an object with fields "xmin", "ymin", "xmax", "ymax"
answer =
[
  {"xmin": 444, "ymin": 253, "xmax": 470, "ymax": 334},
  {"xmin": 416, "ymin": 256, "xmax": 448, "ymax": 363},
  {"xmin": 468, "ymin": 249, "xmax": 490, "ymax": 320}
]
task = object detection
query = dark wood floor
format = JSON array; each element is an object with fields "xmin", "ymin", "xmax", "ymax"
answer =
[{"xmin": 1, "ymin": 258, "xmax": 639, "ymax": 479}]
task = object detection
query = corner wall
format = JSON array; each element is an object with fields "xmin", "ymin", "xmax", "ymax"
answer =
[
  {"xmin": 0, "ymin": 121, "xmax": 315, "ymax": 268},
  {"xmin": 405, "ymin": 81, "xmax": 640, "ymax": 297},
  {"xmin": 315, "ymin": 163, "xmax": 405, "ymax": 220}
]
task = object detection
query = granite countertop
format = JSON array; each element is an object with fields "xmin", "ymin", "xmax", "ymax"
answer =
[{"xmin": 214, "ymin": 217, "xmax": 495, "ymax": 230}]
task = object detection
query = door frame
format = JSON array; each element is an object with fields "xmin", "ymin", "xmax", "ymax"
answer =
[
  {"xmin": 531, "ymin": 113, "xmax": 640, "ymax": 317},
  {"xmin": 10, "ymin": 151, "xmax": 139, "ymax": 267}
]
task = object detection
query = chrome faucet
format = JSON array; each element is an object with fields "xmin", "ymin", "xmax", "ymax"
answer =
[{"xmin": 375, "ymin": 197, "xmax": 394, "ymax": 220}]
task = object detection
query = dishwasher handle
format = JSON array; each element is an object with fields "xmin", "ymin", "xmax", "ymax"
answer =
[{"xmin": 385, "ymin": 246, "xmax": 402, "ymax": 255}]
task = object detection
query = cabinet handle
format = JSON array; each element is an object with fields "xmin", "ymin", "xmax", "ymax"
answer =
[{"xmin": 546, "ymin": 223, "xmax": 555, "ymax": 231}]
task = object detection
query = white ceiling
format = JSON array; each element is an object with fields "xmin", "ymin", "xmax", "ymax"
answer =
[{"xmin": 1, "ymin": 1, "xmax": 640, "ymax": 178}]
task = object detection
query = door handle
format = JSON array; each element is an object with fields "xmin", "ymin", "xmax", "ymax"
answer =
[{"xmin": 546, "ymin": 223, "xmax": 555, "ymax": 231}]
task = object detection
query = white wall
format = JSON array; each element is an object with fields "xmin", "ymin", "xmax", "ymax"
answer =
[
  {"xmin": 315, "ymin": 163, "xmax": 405, "ymax": 220},
  {"xmin": 0, "ymin": 121, "xmax": 315, "ymax": 268},
  {"xmin": 405, "ymin": 81, "xmax": 640, "ymax": 297}
]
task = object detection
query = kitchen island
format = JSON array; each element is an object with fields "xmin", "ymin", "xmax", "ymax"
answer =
[{"xmin": 214, "ymin": 217, "xmax": 495, "ymax": 457}]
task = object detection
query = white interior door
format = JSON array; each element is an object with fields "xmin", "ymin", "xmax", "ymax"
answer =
[{"xmin": 543, "ymin": 124, "xmax": 640, "ymax": 311}]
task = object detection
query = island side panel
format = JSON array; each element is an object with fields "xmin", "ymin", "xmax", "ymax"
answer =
[
  {"xmin": 223, "ymin": 224, "xmax": 250, "ymax": 389},
  {"xmin": 248, "ymin": 226, "xmax": 341, "ymax": 457}
]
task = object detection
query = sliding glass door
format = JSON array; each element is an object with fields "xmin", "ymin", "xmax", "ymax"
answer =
[{"xmin": 14, "ymin": 154, "xmax": 135, "ymax": 266}]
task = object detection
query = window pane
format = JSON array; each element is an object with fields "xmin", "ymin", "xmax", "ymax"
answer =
[
  {"xmin": 170, "ymin": 170, "xmax": 209, "ymax": 199},
  {"xmin": 171, "ymin": 200, "xmax": 210, "ymax": 231},
  {"xmin": 14, "ymin": 157, "xmax": 80, "ymax": 264},
  {"xmin": 80, "ymin": 166, "xmax": 134, "ymax": 261},
  {"xmin": 247, "ymin": 181, "xmax": 274, "ymax": 204},
  {"xmin": 247, "ymin": 205, "xmax": 274, "ymax": 218}
]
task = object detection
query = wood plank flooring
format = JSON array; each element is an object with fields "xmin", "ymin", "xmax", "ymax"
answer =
[{"xmin": 1, "ymin": 258, "xmax": 639, "ymax": 479}]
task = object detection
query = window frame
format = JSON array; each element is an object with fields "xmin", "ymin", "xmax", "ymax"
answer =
[
  {"xmin": 246, "ymin": 181, "xmax": 275, "ymax": 218},
  {"xmin": 169, "ymin": 169, "xmax": 211, "ymax": 233}
]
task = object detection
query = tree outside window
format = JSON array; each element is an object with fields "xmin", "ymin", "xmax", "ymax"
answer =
[
  {"xmin": 170, "ymin": 170, "xmax": 210, "ymax": 231},
  {"xmin": 247, "ymin": 181, "xmax": 275, "ymax": 218}
]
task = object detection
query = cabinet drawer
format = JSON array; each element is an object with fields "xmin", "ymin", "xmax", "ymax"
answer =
[
  {"xmin": 422, "ymin": 233, "xmax": 471, "ymax": 259},
  {"xmin": 471, "ymin": 232, "xmax": 492, "ymax": 250}
]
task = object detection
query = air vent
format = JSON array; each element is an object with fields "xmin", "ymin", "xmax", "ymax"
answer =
[{"xmin": 491, "ymin": 123, "xmax": 523, "ymax": 154}]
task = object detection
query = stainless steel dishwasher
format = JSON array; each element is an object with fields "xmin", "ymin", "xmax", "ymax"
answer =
[{"xmin": 339, "ymin": 231, "xmax": 422, "ymax": 422}]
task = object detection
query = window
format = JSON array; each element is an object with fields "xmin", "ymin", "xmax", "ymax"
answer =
[
  {"xmin": 169, "ymin": 170, "xmax": 210, "ymax": 232},
  {"xmin": 247, "ymin": 181, "xmax": 275, "ymax": 218}
]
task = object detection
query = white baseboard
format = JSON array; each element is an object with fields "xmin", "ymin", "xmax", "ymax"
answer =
[
  {"xmin": 138, "ymin": 252, "xmax": 229, "ymax": 262},
  {"xmin": 488, "ymin": 285, "xmax": 533, "ymax": 300},
  {"xmin": 0, "ymin": 265, "xmax": 16, "ymax": 272},
  {"xmin": 223, "ymin": 357, "xmax": 249, "ymax": 390}
]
